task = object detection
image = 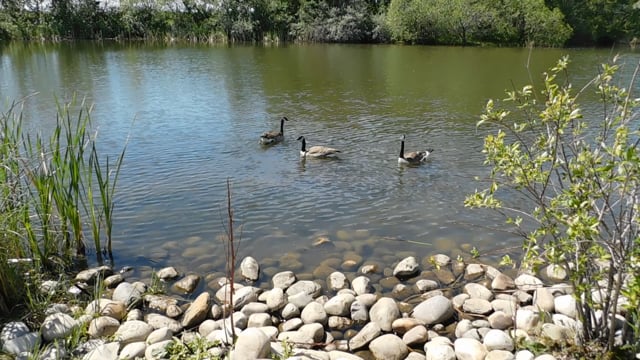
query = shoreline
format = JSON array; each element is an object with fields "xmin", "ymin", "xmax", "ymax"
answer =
[{"xmin": 2, "ymin": 252, "xmax": 634, "ymax": 360}]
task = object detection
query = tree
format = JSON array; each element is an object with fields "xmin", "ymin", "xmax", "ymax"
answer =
[{"xmin": 466, "ymin": 56, "xmax": 640, "ymax": 353}]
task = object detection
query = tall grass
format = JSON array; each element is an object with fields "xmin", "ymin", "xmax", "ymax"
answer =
[{"xmin": 0, "ymin": 96, "xmax": 126, "ymax": 318}]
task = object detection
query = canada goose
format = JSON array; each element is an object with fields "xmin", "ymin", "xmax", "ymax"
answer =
[
  {"xmin": 398, "ymin": 135, "xmax": 433, "ymax": 165},
  {"xmin": 260, "ymin": 117, "xmax": 288, "ymax": 145},
  {"xmin": 297, "ymin": 136, "xmax": 341, "ymax": 158}
]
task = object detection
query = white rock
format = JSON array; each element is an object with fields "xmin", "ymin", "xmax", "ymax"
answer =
[
  {"xmin": 156, "ymin": 267, "xmax": 179, "ymax": 280},
  {"xmin": 82, "ymin": 341, "xmax": 119, "ymax": 360},
  {"xmin": 145, "ymin": 313, "xmax": 183, "ymax": 333},
  {"xmin": 515, "ymin": 350, "xmax": 535, "ymax": 360},
  {"xmin": 351, "ymin": 276, "xmax": 372, "ymax": 295},
  {"xmin": 181, "ymin": 292, "xmax": 210, "ymax": 328},
  {"xmin": 1, "ymin": 322, "xmax": 30, "ymax": 343},
  {"xmin": 402, "ymin": 325, "xmax": 428, "ymax": 346},
  {"xmin": 240, "ymin": 256, "xmax": 260, "ymax": 282},
  {"xmin": 299, "ymin": 323, "xmax": 325, "ymax": 343},
  {"xmin": 327, "ymin": 271, "xmax": 349, "ymax": 291},
  {"xmin": 369, "ymin": 334, "xmax": 408, "ymax": 360},
  {"xmin": 41, "ymin": 313, "xmax": 77, "ymax": 341},
  {"xmin": 286, "ymin": 280, "xmax": 322, "ymax": 298},
  {"xmin": 533, "ymin": 288, "xmax": 555, "ymax": 313},
  {"xmin": 412, "ymin": 295, "xmax": 454, "ymax": 325},
  {"xmin": 230, "ymin": 327, "xmax": 270, "ymax": 359},
  {"xmin": 272, "ymin": 271, "xmax": 296, "ymax": 289},
  {"xmin": 146, "ymin": 327, "xmax": 173, "ymax": 344},
  {"xmin": 328, "ymin": 350, "xmax": 365, "ymax": 360},
  {"xmin": 265, "ymin": 287, "xmax": 287, "ymax": 311},
  {"xmin": 543, "ymin": 264, "xmax": 567, "ymax": 281},
  {"xmin": 87, "ymin": 316, "xmax": 120, "ymax": 338},
  {"xmin": 454, "ymin": 338, "xmax": 487, "ymax": 360},
  {"xmin": 324, "ymin": 293, "xmax": 355, "ymax": 316},
  {"xmin": 515, "ymin": 309, "xmax": 539, "ymax": 332},
  {"xmin": 415, "ymin": 279, "xmax": 439, "ymax": 292},
  {"xmin": 393, "ymin": 256, "xmax": 420, "ymax": 278},
  {"xmin": 247, "ymin": 313, "xmax": 272, "ymax": 327},
  {"xmin": 112, "ymin": 282, "xmax": 145, "ymax": 307},
  {"xmin": 348, "ymin": 321, "xmax": 381, "ymax": 350},
  {"xmin": 2, "ymin": 332, "xmax": 40, "ymax": 355},
  {"xmin": 144, "ymin": 339, "xmax": 172, "ymax": 360},
  {"xmin": 369, "ymin": 297, "xmax": 400, "ymax": 332},
  {"xmin": 554, "ymin": 294, "xmax": 577, "ymax": 318},
  {"xmin": 301, "ymin": 301, "xmax": 327, "ymax": 325},
  {"xmin": 425, "ymin": 340, "xmax": 456, "ymax": 360},
  {"xmin": 114, "ymin": 320, "xmax": 154, "ymax": 345},
  {"xmin": 486, "ymin": 349, "xmax": 515, "ymax": 360},
  {"xmin": 118, "ymin": 341, "xmax": 146, "ymax": 359},
  {"xmin": 464, "ymin": 283, "xmax": 494, "ymax": 301},
  {"xmin": 514, "ymin": 274, "xmax": 543, "ymax": 290},
  {"xmin": 483, "ymin": 329, "xmax": 514, "ymax": 351}
]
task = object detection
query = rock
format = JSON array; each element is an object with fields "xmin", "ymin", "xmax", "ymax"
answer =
[
  {"xmin": 486, "ymin": 350, "xmax": 516, "ymax": 360},
  {"xmin": 281, "ymin": 318, "xmax": 303, "ymax": 332},
  {"xmin": 232, "ymin": 286, "xmax": 261, "ymax": 310},
  {"xmin": 514, "ymin": 274, "xmax": 543, "ymax": 291},
  {"xmin": 328, "ymin": 316, "xmax": 352, "ymax": 330},
  {"xmin": 119, "ymin": 341, "xmax": 146, "ymax": 359},
  {"xmin": 114, "ymin": 320, "xmax": 154, "ymax": 345},
  {"xmin": 300, "ymin": 322, "xmax": 325, "ymax": 343},
  {"xmin": 402, "ymin": 325, "xmax": 428, "ymax": 346},
  {"xmin": 534, "ymin": 288, "xmax": 555, "ymax": 313},
  {"xmin": 515, "ymin": 309, "xmax": 539, "ymax": 333},
  {"xmin": 412, "ymin": 295, "xmax": 454, "ymax": 325},
  {"xmin": 281, "ymin": 303, "xmax": 300, "ymax": 320},
  {"xmin": 2, "ymin": 332, "xmax": 40, "ymax": 355},
  {"xmin": 464, "ymin": 283, "xmax": 494, "ymax": 301},
  {"xmin": 541, "ymin": 323, "xmax": 565, "ymax": 342},
  {"xmin": 156, "ymin": 267, "xmax": 179, "ymax": 280},
  {"xmin": 491, "ymin": 273, "xmax": 516, "ymax": 291},
  {"xmin": 454, "ymin": 338, "xmax": 487, "ymax": 360},
  {"xmin": 369, "ymin": 297, "xmax": 399, "ymax": 332},
  {"xmin": 146, "ymin": 327, "xmax": 173, "ymax": 344},
  {"xmin": 82, "ymin": 341, "xmax": 119, "ymax": 360},
  {"xmin": 464, "ymin": 264, "xmax": 485, "ymax": 280},
  {"xmin": 277, "ymin": 330, "xmax": 314, "ymax": 348},
  {"xmin": 1, "ymin": 322, "xmax": 30, "ymax": 343},
  {"xmin": 87, "ymin": 317, "xmax": 120, "ymax": 338},
  {"xmin": 543, "ymin": 264, "xmax": 567, "ymax": 282},
  {"xmin": 351, "ymin": 276, "xmax": 372, "ymax": 295},
  {"xmin": 350, "ymin": 300, "xmax": 369, "ymax": 322},
  {"xmin": 554, "ymin": 294, "xmax": 577, "ymax": 318},
  {"xmin": 247, "ymin": 313, "xmax": 272, "ymax": 327},
  {"xmin": 173, "ymin": 273, "xmax": 201, "ymax": 293},
  {"xmin": 369, "ymin": 334, "xmax": 409, "ymax": 360},
  {"xmin": 324, "ymin": 293, "xmax": 355, "ymax": 316},
  {"xmin": 328, "ymin": 350, "xmax": 365, "ymax": 360},
  {"xmin": 392, "ymin": 317, "xmax": 424, "ymax": 335},
  {"xmin": 327, "ymin": 272, "xmax": 349, "ymax": 291},
  {"xmin": 112, "ymin": 282, "xmax": 145, "ymax": 307},
  {"xmin": 462, "ymin": 298, "xmax": 493, "ymax": 315},
  {"xmin": 241, "ymin": 256, "xmax": 260, "ymax": 282},
  {"xmin": 488, "ymin": 311, "xmax": 513, "ymax": 330},
  {"xmin": 491, "ymin": 298, "xmax": 517, "ymax": 316},
  {"xmin": 415, "ymin": 279, "xmax": 439, "ymax": 293},
  {"xmin": 145, "ymin": 294, "xmax": 179, "ymax": 314},
  {"xmin": 181, "ymin": 292, "xmax": 210, "ymax": 328},
  {"xmin": 103, "ymin": 274, "xmax": 124, "ymax": 288},
  {"xmin": 348, "ymin": 322, "xmax": 381, "ymax": 350},
  {"xmin": 241, "ymin": 302, "xmax": 270, "ymax": 316},
  {"xmin": 393, "ymin": 256, "xmax": 420, "ymax": 279},
  {"xmin": 41, "ymin": 313, "xmax": 77, "ymax": 341},
  {"xmin": 433, "ymin": 269, "xmax": 456, "ymax": 284},
  {"xmin": 431, "ymin": 254, "xmax": 451, "ymax": 267},
  {"xmin": 301, "ymin": 301, "xmax": 328, "ymax": 325},
  {"xmin": 85, "ymin": 299, "xmax": 127, "ymax": 321},
  {"xmin": 75, "ymin": 266, "xmax": 113, "ymax": 284},
  {"xmin": 483, "ymin": 329, "xmax": 514, "ymax": 351},
  {"xmin": 273, "ymin": 271, "xmax": 297, "ymax": 289},
  {"xmin": 286, "ymin": 280, "xmax": 322, "ymax": 298},
  {"xmin": 515, "ymin": 350, "xmax": 535, "ymax": 360},
  {"xmin": 265, "ymin": 288, "xmax": 286, "ymax": 311},
  {"xmin": 144, "ymin": 339, "xmax": 172, "ymax": 360},
  {"xmin": 229, "ymin": 327, "xmax": 270, "ymax": 359},
  {"xmin": 424, "ymin": 340, "xmax": 456, "ymax": 360}
]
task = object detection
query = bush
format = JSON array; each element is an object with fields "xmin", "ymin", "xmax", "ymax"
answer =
[{"xmin": 465, "ymin": 56, "xmax": 640, "ymax": 353}]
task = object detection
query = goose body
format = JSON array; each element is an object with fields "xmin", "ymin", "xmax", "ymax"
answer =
[
  {"xmin": 398, "ymin": 135, "xmax": 433, "ymax": 165},
  {"xmin": 260, "ymin": 117, "xmax": 288, "ymax": 145},
  {"xmin": 297, "ymin": 136, "xmax": 341, "ymax": 158}
]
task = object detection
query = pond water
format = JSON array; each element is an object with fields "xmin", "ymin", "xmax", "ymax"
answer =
[{"xmin": 1, "ymin": 42, "xmax": 638, "ymax": 289}]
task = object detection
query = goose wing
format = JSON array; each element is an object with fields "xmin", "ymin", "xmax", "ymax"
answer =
[
  {"xmin": 308, "ymin": 145, "xmax": 340, "ymax": 156},
  {"xmin": 261, "ymin": 130, "xmax": 281, "ymax": 139}
]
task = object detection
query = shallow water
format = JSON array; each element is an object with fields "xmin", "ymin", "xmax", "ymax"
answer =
[{"xmin": 1, "ymin": 42, "xmax": 638, "ymax": 288}]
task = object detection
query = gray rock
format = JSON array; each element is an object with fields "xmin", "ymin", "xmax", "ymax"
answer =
[
  {"xmin": 247, "ymin": 313, "xmax": 272, "ymax": 327},
  {"xmin": 424, "ymin": 341, "xmax": 456, "ymax": 360},
  {"xmin": 214, "ymin": 283, "xmax": 243, "ymax": 303},
  {"xmin": 393, "ymin": 256, "xmax": 420, "ymax": 279},
  {"xmin": 350, "ymin": 300, "xmax": 369, "ymax": 322},
  {"xmin": 455, "ymin": 319, "xmax": 474, "ymax": 338},
  {"xmin": 454, "ymin": 338, "xmax": 487, "ymax": 360},
  {"xmin": 114, "ymin": 320, "xmax": 154, "ymax": 345},
  {"xmin": 156, "ymin": 267, "xmax": 179, "ymax": 280},
  {"xmin": 231, "ymin": 286, "xmax": 261, "ymax": 310},
  {"xmin": 464, "ymin": 283, "xmax": 494, "ymax": 301},
  {"xmin": 488, "ymin": 311, "xmax": 513, "ymax": 330},
  {"xmin": 543, "ymin": 264, "xmax": 567, "ymax": 282},
  {"xmin": 392, "ymin": 317, "xmax": 425, "ymax": 335},
  {"xmin": 144, "ymin": 294, "xmax": 178, "ymax": 314},
  {"xmin": 281, "ymin": 318, "xmax": 303, "ymax": 332},
  {"xmin": 87, "ymin": 317, "xmax": 120, "ymax": 338},
  {"xmin": 327, "ymin": 271, "xmax": 348, "ymax": 291},
  {"xmin": 464, "ymin": 264, "xmax": 485, "ymax": 280},
  {"xmin": 541, "ymin": 323, "xmax": 565, "ymax": 342},
  {"xmin": 483, "ymin": 329, "xmax": 514, "ymax": 351},
  {"xmin": 144, "ymin": 339, "xmax": 172, "ymax": 360},
  {"xmin": 287, "ymin": 280, "xmax": 322, "ymax": 298},
  {"xmin": 402, "ymin": 325, "xmax": 428, "ymax": 347},
  {"xmin": 369, "ymin": 297, "xmax": 399, "ymax": 332},
  {"xmin": 146, "ymin": 327, "xmax": 173, "ymax": 344},
  {"xmin": 515, "ymin": 309, "xmax": 539, "ymax": 332},
  {"xmin": 240, "ymin": 256, "xmax": 260, "ymax": 282},
  {"xmin": 491, "ymin": 273, "xmax": 516, "ymax": 291},
  {"xmin": 301, "ymin": 301, "xmax": 328, "ymax": 325},
  {"xmin": 272, "ymin": 271, "xmax": 297, "ymax": 289},
  {"xmin": 491, "ymin": 298, "xmax": 517, "ymax": 316},
  {"xmin": 230, "ymin": 328, "xmax": 270, "ymax": 359},
  {"xmin": 328, "ymin": 350, "xmax": 364, "ymax": 360},
  {"xmin": 351, "ymin": 276, "xmax": 372, "ymax": 295},
  {"xmin": 348, "ymin": 321, "xmax": 381, "ymax": 350},
  {"xmin": 1, "ymin": 322, "xmax": 31, "ymax": 343},
  {"xmin": 554, "ymin": 294, "xmax": 577, "ymax": 318},
  {"xmin": 181, "ymin": 292, "xmax": 210, "ymax": 328},
  {"xmin": 2, "ymin": 332, "xmax": 40, "ymax": 355},
  {"xmin": 75, "ymin": 266, "xmax": 113, "ymax": 284},
  {"xmin": 463, "ymin": 298, "xmax": 493, "ymax": 315},
  {"xmin": 112, "ymin": 282, "xmax": 145, "ymax": 307},
  {"xmin": 534, "ymin": 288, "xmax": 555, "ymax": 313},
  {"xmin": 412, "ymin": 295, "xmax": 454, "ymax": 325},
  {"xmin": 173, "ymin": 274, "xmax": 201, "ymax": 294},
  {"xmin": 145, "ymin": 313, "xmax": 183, "ymax": 333},
  {"xmin": 486, "ymin": 350, "xmax": 516, "ymax": 360},
  {"xmin": 265, "ymin": 288, "xmax": 287, "ymax": 311},
  {"xmin": 515, "ymin": 350, "xmax": 535, "ymax": 360},
  {"xmin": 118, "ymin": 341, "xmax": 146, "ymax": 359},
  {"xmin": 369, "ymin": 334, "xmax": 408, "ymax": 360},
  {"xmin": 82, "ymin": 341, "xmax": 119, "ymax": 360},
  {"xmin": 324, "ymin": 293, "xmax": 355, "ymax": 316},
  {"xmin": 431, "ymin": 254, "xmax": 451, "ymax": 267},
  {"xmin": 415, "ymin": 279, "xmax": 439, "ymax": 292},
  {"xmin": 85, "ymin": 299, "xmax": 127, "ymax": 321},
  {"xmin": 514, "ymin": 274, "xmax": 543, "ymax": 290},
  {"xmin": 241, "ymin": 302, "xmax": 270, "ymax": 316},
  {"xmin": 277, "ymin": 330, "xmax": 314, "ymax": 349},
  {"xmin": 281, "ymin": 302, "xmax": 300, "ymax": 320},
  {"xmin": 328, "ymin": 316, "xmax": 352, "ymax": 330},
  {"xmin": 300, "ymin": 322, "xmax": 325, "ymax": 343},
  {"xmin": 41, "ymin": 313, "xmax": 77, "ymax": 341}
]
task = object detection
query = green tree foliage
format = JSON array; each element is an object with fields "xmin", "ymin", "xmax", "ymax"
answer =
[
  {"xmin": 466, "ymin": 56, "xmax": 640, "ymax": 352},
  {"xmin": 545, "ymin": 0, "xmax": 640, "ymax": 45}
]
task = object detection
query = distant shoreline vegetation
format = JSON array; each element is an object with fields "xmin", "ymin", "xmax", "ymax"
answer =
[{"xmin": 0, "ymin": 0, "xmax": 639, "ymax": 47}]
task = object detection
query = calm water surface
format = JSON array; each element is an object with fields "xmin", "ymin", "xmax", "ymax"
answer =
[{"xmin": 1, "ymin": 42, "xmax": 639, "ymax": 287}]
